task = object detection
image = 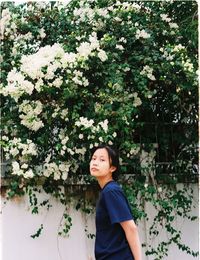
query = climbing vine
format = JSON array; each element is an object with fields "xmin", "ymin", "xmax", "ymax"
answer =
[{"xmin": 0, "ymin": 0, "xmax": 198, "ymax": 258}]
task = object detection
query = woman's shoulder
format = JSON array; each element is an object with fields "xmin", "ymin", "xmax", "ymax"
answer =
[{"xmin": 102, "ymin": 181, "xmax": 122, "ymax": 193}]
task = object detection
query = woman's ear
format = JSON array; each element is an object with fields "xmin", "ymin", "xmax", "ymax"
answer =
[{"xmin": 110, "ymin": 166, "xmax": 117, "ymax": 173}]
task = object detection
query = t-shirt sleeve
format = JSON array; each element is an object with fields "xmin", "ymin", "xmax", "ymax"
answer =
[{"xmin": 103, "ymin": 189, "xmax": 133, "ymax": 224}]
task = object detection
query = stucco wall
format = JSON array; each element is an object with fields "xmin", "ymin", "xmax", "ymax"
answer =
[{"xmin": 0, "ymin": 183, "xmax": 198, "ymax": 260}]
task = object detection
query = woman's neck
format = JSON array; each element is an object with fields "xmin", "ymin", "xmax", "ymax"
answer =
[{"xmin": 97, "ymin": 176, "xmax": 114, "ymax": 189}]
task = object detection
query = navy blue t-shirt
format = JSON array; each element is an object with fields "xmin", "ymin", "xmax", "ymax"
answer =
[{"xmin": 95, "ymin": 181, "xmax": 134, "ymax": 260}]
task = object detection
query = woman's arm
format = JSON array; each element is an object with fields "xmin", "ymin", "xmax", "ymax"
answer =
[{"xmin": 120, "ymin": 219, "xmax": 142, "ymax": 260}]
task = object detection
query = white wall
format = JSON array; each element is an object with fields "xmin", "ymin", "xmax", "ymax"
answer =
[{"xmin": 0, "ymin": 184, "xmax": 198, "ymax": 260}]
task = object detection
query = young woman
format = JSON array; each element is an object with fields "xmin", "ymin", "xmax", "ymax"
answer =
[{"xmin": 90, "ymin": 144, "xmax": 142, "ymax": 260}]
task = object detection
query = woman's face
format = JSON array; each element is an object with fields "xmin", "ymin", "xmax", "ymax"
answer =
[{"xmin": 90, "ymin": 148, "xmax": 116, "ymax": 178}]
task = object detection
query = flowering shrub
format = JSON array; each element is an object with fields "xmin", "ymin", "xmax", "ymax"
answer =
[{"xmin": 1, "ymin": 1, "xmax": 198, "ymax": 258}]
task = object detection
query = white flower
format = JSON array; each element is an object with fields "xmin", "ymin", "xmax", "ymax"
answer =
[
  {"xmin": 130, "ymin": 147, "xmax": 140, "ymax": 156},
  {"xmin": 97, "ymin": 8, "xmax": 109, "ymax": 18},
  {"xmin": 24, "ymin": 169, "xmax": 34, "ymax": 178},
  {"xmin": 77, "ymin": 42, "xmax": 92, "ymax": 58},
  {"xmin": 114, "ymin": 17, "xmax": 122, "ymax": 22},
  {"xmin": 173, "ymin": 44, "xmax": 185, "ymax": 52},
  {"xmin": 158, "ymin": 187, "xmax": 162, "ymax": 193},
  {"xmin": 35, "ymin": 79, "xmax": 44, "ymax": 92},
  {"xmin": 98, "ymin": 50, "xmax": 108, "ymax": 62},
  {"xmin": 11, "ymin": 161, "xmax": 24, "ymax": 176},
  {"xmin": 183, "ymin": 59, "xmax": 194, "ymax": 72},
  {"xmin": 67, "ymin": 148, "xmax": 75, "ymax": 155},
  {"xmin": 12, "ymin": 161, "xmax": 20, "ymax": 171},
  {"xmin": 135, "ymin": 29, "xmax": 150, "ymax": 40},
  {"xmin": 62, "ymin": 172, "xmax": 68, "ymax": 180},
  {"xmin": 10, "ymin": 147, "xmax": 19, "ymax": 156},
  {"xmin": 3, "ymin": 70, "xmax": 34, "ymax": 101},
  {"xmin": 112, "ymin": 132, "xmax": 117, "ymax": 138},
  {"xmin": 98, "ymin": 119, "xmax": 108, "ymax": 133},
  {"xmin": 99, "ymin": 137, "xmax": 103, "ymax": 142},
  {"xmin": 21, "ymin": 163, "xmax": 28, "ymax": 169},
  {"xmin": 133, "ymin": 93, "xmax": 142, "ymax": 107},
  {"xmin": 116, "ymin": 44, "xmax": 124, "ymax": 50},
  {"xmin": 75, "ymin": 117, "xmax": 94, "ymax": 128},
  {"xmin": 119, "ymin": 37, "xmax": 127, "ymax": 43},
  {"xmin": 140, "ymin": 65, "xmax": 156, "ymax": 81},
  {"xmin": 19, "ymin": 100, "xmax": 44, "ymax": 131},
  {"xmin": 20, "ymin": 44, "xmax": 64, "ymax": 80},
  {"xmin": 169, "ymin": 22, "xmax": 179, "ymax": 29},
  {"xmin": 60, "ymin": 150, "xmax": 65, "ymax": 156},
  {"xmin": 160, "ymin": 14, "xmax": 171, "ymax": 22},
  {"xmin": 83, "ymin": 78, "xmax": 89, "ymax": 87},
  {"xmin": 39, "ymin": 28, "xmax": 46, "ymax": 39},
  {"xmin": 2, "ymin": 135, "xmax": 9, "ymax": 141},
  {"xmin": 61, "ymin": 109, "xmax": 68, "ymax": 120},
  {"xmin": 89, "ymin": 32, "xmax": 100, "ymax": 49},
  {"xmin": 79, "ymin": 134, "xmax": 84, "ymax": 139},
  {"xmin": 61, "ymin": 52, "xmax": 77, "ymax": 67},
  {"xmin": 52, "ymin": 77, "xmax": 63, "ymax": 88},
  {"xmin": 61, "ymin": 136, "xmax": 69, "ymax": 145}
]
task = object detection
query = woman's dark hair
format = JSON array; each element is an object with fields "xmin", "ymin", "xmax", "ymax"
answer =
[{"xmin": 90, "ymin": 144, "xmax": 120, "ymax": 180}]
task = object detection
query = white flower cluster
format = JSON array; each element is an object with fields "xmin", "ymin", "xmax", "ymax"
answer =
[
  {"xmin": 160, "ymin": 14, "xmax": 171, "ymax": 23},
  {"xmin": 169, "ymin": 23, "xmax": 179, "ymax": 29},
  {"xmin": 11, "ymin": 32, "xmax": 35, "ymax": 65},
  {"xmin": 159, "ymin": 48, "xmax": 174, "ymax": 61},
  {"xmin": 73, "ymin": 2, "xmax": 109, "ymax": 23},
  {"xmin": 2, "ymin": 69, "xmax": 34, "ymax": 102},
  {"xmin": 73, "ymin": 4, "xmax": 95, "ymax": 22},
  {"xmin": 58, "ymin": 129, "xmax": 87, "ymax": 159},
  {"xmin": 2, "ymin": 32, "xmax": 108, "ymax": 102},
  {"xmin": 77, "ymin": 32, "xmax": 108, "ymax": 62},
  {"xmin": 133, "ymin": 93, "xmax": 142, "ymax": 107},
  {"xmin": 3, "ymin": 137, "xmax": 37, "ymax": 161},
  {"xmin": 12, "ymin": 161, "xmax": 34, "ymax": 178},
  {"xmin": 75, "ymin": 116, "xmax": 94, "ymax": 128},
  {"xmin": 43, "ymin": 161, "xmax": 71, "ymax": 181},
  {"xmin": 160, "ymin": 14, "xmax": 179, "ymax": 29},
  {"xmin": 72, "ymin": 70, "xmax": 89, "ymax": 87},
  {"xmin": 182, "ymin": 58, "xmax": 194, "ymax": 73},
  {"xmin": 114, "ymin": 1, "xmax": 144, "ymax": 13},
  {"xmin": 19, "ymin": 100, "xmax": 44, "ymax": 131},
  {"xmin": 58, "ymin": 130, "xmax": 69, "ymax": 156},
  {"xmin": 52, "ymin": 106, "xmax": 68, "ymax": 120},
  {"xmin": 140, "ymin": 65, "xmax": 156, "ymax": 81},
  {"xmin": 20, "ymin": 43, "xmax": 64, "ymax": 80},
  {"xmin": 173, "ymin": 44, "xmax": 185, "ymax": 52},
  {"xmin": 97, "ymin": 49, "xmax": 108, "ymax": 62},
  {"xmin": 135, "ymin": 29, "xmax": 151, "ymax": 40},
  {"xmin": 116, "ymin": 44, "xmax": 124, "ymax": 51},
  {"xmin": 160, "ymin": 45, "xmax": 194, "ymax": 73},
  {"xmin": 89, "ymin": 139, "xmax": 114, "ymax": 149},
  {"xmin": 98, "ymin": 119, "xmax": 109, "ymax": 133},
  {"xmin": 127, "ymin": 146, "xmax": 140, "ymax": 158},
  {"xmin": 38, "ymin": 28, "xmax": 46, "ymax": 39},
  {"xmin": 75, "ymin": 117, "xmax": 109, "ymax": 133},
  {"xmin": 0, "ymin": 8, "xmax": 17, "ymax": 40}
]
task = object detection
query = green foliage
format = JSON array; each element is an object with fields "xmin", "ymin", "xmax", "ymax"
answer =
[
  {"xmin": 31, "ymin": 224, "xmax": 44, "ymax": 239},
  {"xmin": 1, "ymin": 0, "xmax": 198, "ymax": 258}
]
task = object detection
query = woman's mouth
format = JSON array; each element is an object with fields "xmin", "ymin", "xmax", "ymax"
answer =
[{"xmin": 91, "ymin": 167, "xmax": 98, "ymax": 171}]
